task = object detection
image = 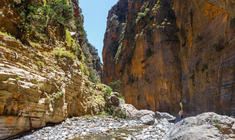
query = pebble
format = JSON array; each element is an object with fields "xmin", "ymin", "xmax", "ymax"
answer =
[{"xmin": 16, "ymin": 116, "xmax": 173, "ymax": 140}]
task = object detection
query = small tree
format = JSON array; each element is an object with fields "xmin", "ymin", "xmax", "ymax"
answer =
[
  {"xmin": 109, "ymin": 80, "xmax": 122, "ymax": 92},
  {"xmin": 88, "ymin": 68, "xmax": 99, "ymax": 83},
  {"xmin": 13, "ymin": 0, "xmax": 73, "ymax": 41}
]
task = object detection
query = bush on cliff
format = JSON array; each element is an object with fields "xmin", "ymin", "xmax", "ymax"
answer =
[
  {"xmin": 103, "ymin": 86, "xmax": 112, "ymax": 100},
  {"xmin": 12, "ymin": 0, "xmax": 73, "ymax": 42},
  {"xmin": 88, "ymin": 68, "xmax": 99, "ymax": 83},
  {"xmin": 109, "ymin": 80, "xmax": 122, "ymax": 92}
]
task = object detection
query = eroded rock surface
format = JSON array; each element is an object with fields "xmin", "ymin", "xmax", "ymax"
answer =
[
  {"xmin": 102, "ymin": 0, "xmax": 235, "ymax": 116},
  {"xmin": 165, "ymin": 112, "xmax": 235, "ymax": 140},
  {"xmin": 0, "ymin": 29, "xmax": 104, "ymax": 140},
  {"xmin": 0, "ymin": 0, "xmax": 104, "ymax": 139},
  {"xmin": 119, "ymin": 101, "xmax": 155, "ymax": 119},
  {"xmin": 140, "ymin": 114, "xmax": 155, "ymax": 125}
]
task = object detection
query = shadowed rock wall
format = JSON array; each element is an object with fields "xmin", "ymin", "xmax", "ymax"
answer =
[{"xmin": 102, "ymin": 0, "xmax": 235, "ymax": 116}]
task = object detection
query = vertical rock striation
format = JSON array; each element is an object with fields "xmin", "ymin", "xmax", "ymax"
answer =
[
  {"xmin": 102, "ymin": 0, "xmax": 235, "ymax": 116},
  {"xmin": 174, "ymin": 0, "xmax": 235, "ymax": 116},
  {"xmin": 0, "ymin": 0, "xmax": 104, "ymax": 139}
]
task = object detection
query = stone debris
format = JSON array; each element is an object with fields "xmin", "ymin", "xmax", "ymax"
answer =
[
  {"xmin": 16, "ymin": 114, "xmax": 173, "ymax": 140},
  {"xmin": 164, "ymin": 112, "xmax": 235, "ymax": 140},
  {"xmin": 15, "ymin": 112, "xmax": 235, "ymax": 140}
]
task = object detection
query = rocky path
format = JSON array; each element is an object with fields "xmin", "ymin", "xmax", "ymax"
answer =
[
  {"xmin": 15, "ymin": 112, "xmax": 235, "ymax": 140},
  {"xmin": 16, "ymin": 116, "xmax": 172, "ymax": 140}
]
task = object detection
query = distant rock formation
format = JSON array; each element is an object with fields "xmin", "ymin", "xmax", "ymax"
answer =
[{"xmin": 102, "ymin": 0, "xmax": 235, "ymax": 116}]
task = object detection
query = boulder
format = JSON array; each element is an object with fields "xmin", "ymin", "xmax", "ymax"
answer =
[
  {"xmin": 140, "ymin": 114, "xmax": 155, "ymax": 125},
  {"xmin": 155, "ymin": 112, "xmax": 176, "ymax": 122},
  {"xmin": 119, "ymin": 103, "xmax": 155, "ymax": 119},
  {"xmin": 106, "ymin": 95, "xmax": 120, "ymax": 107},
  {"xmin": 112, "ymin": 92, "xmax": 120, "ymax": 97},
  {"xmin": 164, "ymin": 112, "xmax": 235, "ymax": 140}
]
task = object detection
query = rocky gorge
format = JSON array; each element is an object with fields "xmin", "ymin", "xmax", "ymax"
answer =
[
  {"xmin": 102, "ymin": 0, "xmax": 235, "ymax": 116},
  {"xmin": 12, "ymin": 100, "xmax": 235, "ymax": 140},
  {"xmin": 0, "ymin": 0, "xmax": 234, "ymax": 140}
]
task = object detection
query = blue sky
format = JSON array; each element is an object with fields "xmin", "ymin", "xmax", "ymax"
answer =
[{"xmin": 79, "ymin": 0, "xmax": 118, "ymax": 62}]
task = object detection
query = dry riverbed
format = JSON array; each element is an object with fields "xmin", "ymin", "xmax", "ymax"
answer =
[{"xmin": 15, "ymin": 115, "xmax": 173, "ymax": 140}]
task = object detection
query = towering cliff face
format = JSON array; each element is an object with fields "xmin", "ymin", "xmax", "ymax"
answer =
[
  {"xmin": 0, "ymin": 0, "xmax": 104, "ymax": 139},
  {"xmin": 102, "ymin": 0, "xmax": 235, "ymax": 116},
  {"xmin": 102, "ymin": 0, "xmax": 128, "ymax": 82}
]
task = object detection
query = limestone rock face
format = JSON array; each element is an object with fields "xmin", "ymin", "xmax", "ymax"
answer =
[
  {"xmin": 173, "ymin": 0, "xmax": 235, "ymax": 116},
  {"xmin": 102, "ymin": 0, "xmax": 128, "ymax": 83},
  {"xmin": 102, "ymin": 0, "xmax": 235, "ymax": 116},
  {"xmin": 0, "ymin": 31, "xmax": 105, "ymax": 140},
  {"xmin": 0, "ymin": 0, "xmax": 104, "ymax": 139},
  {"xmin": 165, "ymin": 112, "xmax": 235, "ymax": 140},
  {"xmin": 0, "ymin": 0, "xmax": 20, "ymax": 38}
]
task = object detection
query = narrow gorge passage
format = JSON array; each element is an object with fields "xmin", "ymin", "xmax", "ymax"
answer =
[{"xmin": 0, "ymin": 0, "xmax": 234, "ymax": 140}]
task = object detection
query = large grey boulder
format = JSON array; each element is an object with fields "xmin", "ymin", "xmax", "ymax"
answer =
[
  {"xmin": 119, "ymin": 102, "xmax": 155, "ymax": 119},
  {"xmin": 140, "ymin": 114, "xmax": 155, "ymax": 125},
  {"xmin": 164, "ymin": 112, "xmax": 235, "ymax": 140},
  {"xmin": 156, "ymin": 112, "xmax": 176, "ymax": 122}
]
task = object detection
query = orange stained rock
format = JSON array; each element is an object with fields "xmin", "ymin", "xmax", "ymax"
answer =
[
  {"xmin": 187, "ymin": 32, "xmax": 193, "ymax": 48},
  {"xmin": 7, "ymin": 117, "xmax": 14, "ymax": 123},
  {"xmin": 131, "ymin": 35, "xmax": 145, "ymax": 78},
  {"xmin": 204, "ymin": 3, "xmax": 225, "ymax": 21},
  {"xmin": 145, "ymin": 93, "xmax": 155, "ymax": 110}
]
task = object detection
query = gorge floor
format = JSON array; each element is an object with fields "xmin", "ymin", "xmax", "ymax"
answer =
[
  {"xmin": 13, "ymin": 112, "xmax": 235, "ymax": 140},
  {"xmin": 15, "ymin": 116, "xmax": 172, "ymax": 140}
]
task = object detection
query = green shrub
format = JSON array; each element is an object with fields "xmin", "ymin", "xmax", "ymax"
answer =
[
  {"xmin": 66, "ymin": 0, "xmax": 70, "ymax": 5},
  {"xmin": 29, "ymin": 41, "xmax": 41, "ymax": 48},
  {"xmin": 103, "ymin": 86, "xmax": 112, "ymax": 100},
  {"xmin": 53, "ymin": 47, "xmax": 76, "ymax": 60},
  {"xmin": 0, "ymin": 31, "xmax": 16, "ymax": 40},
  {"xmin": 88, "ymin": 68, "xmax": 99, "ymax": 83},
  {"xmin": 80, "ymin": 63, "xmax": 85, "ymax": 75},
  {"xmin": 37, "ymin": 61, "xmax": 45, "ymax": 68},
  {"xmin": 95, "ymin": 112, "xmax": 110, "ymax": 117},
  {"xmin": 136, "ymin": 8, "xmax": 150, "ymax": 23},
  {"xmin": 98, "ymin": 83, "xmax": 105, "ymax": 90},
  {"xmin": 114, "ymin": 45, "xmax": 122, "ymax": 63},
  {"xmin": 104, "ymin": 106, "xmax": 115, "ymax": 115},
  {"xmin": 118, "ymin": 93, "xmax": 125, "ymax": 100},
  {"xmin": 13, "ymin": 0, "xmax": 74, "ymax": 40},
  {"xmin": 66, "ymin": 29, "xmax": 73, "ymax": 47},
  {"xmin": 109, "ymin": 80, "xmax": 122, "ymax": 92},
  {"xmin": 212, "ymin": 117, "xmax": 219, "ymax": 124},
  {"xmin": 42, "ymin": 0, "xmax": 47, "ymax": 6},
  {"xmin": 75, "ymin": 47, "xmax": 81, "ymax": 56},
  {"xmin": 104, "ymin": 106, "xmax": 126, "ymax": 119},
  {"xmin": 74, "ymin": 17, "xmax": 87, "ymax": 38},
  {"xmin": 113, "ymin": 108, "xmax": 126, "ymax": 119},
  {"xmin": 55, "ymin": 91, "xmax": 65, "ymax": 99},
  {"xmin": 152, "ymin": 1, "xmax": 161, "ymax": 14}
]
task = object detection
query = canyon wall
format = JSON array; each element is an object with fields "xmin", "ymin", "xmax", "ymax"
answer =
[
  {"xmin": 102, "ymin": 0, "xmax": 235, "ymax": 116},
  {"xmin": 0, "ymin": 0, "xmax": 104, "ymax": 139}
]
